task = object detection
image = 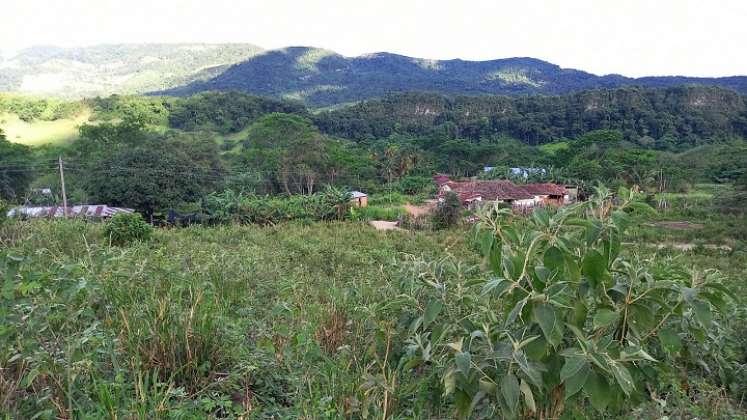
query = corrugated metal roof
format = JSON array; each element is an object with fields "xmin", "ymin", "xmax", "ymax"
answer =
[
  {"xmin": 7, "ymin": 205, "xmax": 135, "ymax": 219},
  {"xmin": 350, "ymin": 191, "xmax": 367, "ymax": 198}
]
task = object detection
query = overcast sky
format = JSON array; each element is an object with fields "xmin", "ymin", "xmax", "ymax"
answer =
[{"xmin": 2, "ymin": 0, "xmax": 745, "ymax": 77}]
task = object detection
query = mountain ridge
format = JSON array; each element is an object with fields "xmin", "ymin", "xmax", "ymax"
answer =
[{"xmin": 1, "ymin": 44, "xmax": 746, "ymax": 106}]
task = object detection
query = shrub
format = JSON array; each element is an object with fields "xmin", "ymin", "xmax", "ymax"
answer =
[
  {"xmin": 407, "ymin": 187, "xmax": 735, "ymax": 418},
  {"xmin": 103, "ymin": 213, "xmax": 153, "ymax": 245},
  {"xmin": 398, "ymin": 213, "xmax": 431, "ymax": 230},
  {"xmin": 431, "ymin": 191, "xmax": 462, "ymax": 229},
  {"xmin": 201, "ymin": 187, "xmax": 352, "ymax": 225},
  {"xmin": 350, "ymin": 205, "xmax": 405, "ymax": 222}
]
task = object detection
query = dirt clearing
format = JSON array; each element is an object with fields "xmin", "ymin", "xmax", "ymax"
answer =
[{"xmin": 370, "ymin": 221, "xmax": 401, "ymax": 231}]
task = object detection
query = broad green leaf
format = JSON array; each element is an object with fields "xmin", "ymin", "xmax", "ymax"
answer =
[
  {"xmin": 482, "ymin": 277, "xmax": 510, "ymax": 297},
  {"xmin": 702, "ymin": 282, "xmax": 737, "ymax": 301},
  {"xmin": 610, "ymin": 210, "xmax": 631, "ymax": 234},
  {"xmin": 454, "ymin": 389, "xmax": 472, "ymax": 419},
  {"xmin": 584, "ymin": 370, "xmax": 612, "ymax": 411},
  {"xmin": 501, "ymin": 373, "xmax": 520, "ymax": 414},
  {"xmin": 520, "ymin": 379, "xmax": 537, "ymax": 413},
  {"xmin": 560, "ymin": 356, "xmax": 588, "ymax": 383},
  {"xmin": 572, "ymin": 301, "xmax": 587, "ymax": 328},
  {"xmin": 582, "ymin": 250, "xmax": 607, "ymax": 288},
  {"xmin": 1, "ymin": 278, "xmax": 15, "ymax": 300},
  {"xmin": 693, "ymin": 300, "xmax": 713, "ymax": 327},
  {"xmin": 564, "ymin": 364, "xmax": 590, "ymax": 400},
  {"xmin": 514, "ymin": 351, "xmax": 544, "ymax": 387},
  {"xmin": 586, "ymin": 220, "xmax": 603, "ymax": 245},
  {"xmin": 533, "ymin": 303, "xmax": 564, "ymax": 347},
  {"xmin": 564, "ymin": 254, "xmax": 581, "ymax": 283},
  {"xmin": 479, "ymin": 378, "xmax": 497, "ymax": 394},
  {"xmin": 592, "ymin": 308, "xmax": 619, "ymax": 330},
  {"xmin": 603, "ymin": 235, "xmax": 621, "ymax": 268},
  {"xmin": 543, "ymin": 246, "xmax": 565, "ymax": 272},
  {"xmin": 532, "ymin": 207, "xmax": 550, "ymax": 227},
  {"xmin": 609, "ymin": 361, "xmax": 635, "ymax": 396},
  {"xmin": 423, "ymin": 299, "xmax": 443, "ymax": 329},
  {"xmin": 489, "ymin": 245, "xmax": 502, "ymax": 274},
  {"xmin": 658, "ymin": 328, "xmax": 682, "ymax": 354},
  {"xmin": 455, "ymin": 351, "xmax": 471, "ymax": 376},
  {"xmin": 628, "ymin": 303, "xmax": 656, "ymax": 337},
  {"xmin": 524, "ymin": 336, "xmax": 548, "ymax": 361},
  {"xmin": 507, "ymin": 297, "xmax": 528, "ymax": 324},
  {"xmin": 620, "ymin": 347, "xmax": 657, "ymax": 362}
]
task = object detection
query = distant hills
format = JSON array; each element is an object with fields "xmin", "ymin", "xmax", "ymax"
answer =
[
  {"xmin": 0, "ymin": 44, "xmax": 263, "ymax": 98},
  {"xmin": 1, "ymin": 44, "xmax": 747, "ymax": 107}
]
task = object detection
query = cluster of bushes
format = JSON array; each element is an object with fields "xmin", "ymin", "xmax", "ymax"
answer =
[
  {"xmin": 201, "ymin": 188, "xmax": 352, "ymax": 225},
  {"xmin": 349, "ymin": 205, "xmax": 405, "ymax": 222},
  {"xmin": 0, "ymin": 94, "xmax": 84, "ymax": 122},
  {"xmin": 103, "ymin": 213, "xmax": 153, "ymax": 245}
]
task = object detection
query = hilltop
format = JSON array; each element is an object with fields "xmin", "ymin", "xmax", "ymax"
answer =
[
  {"xmin": 1, "ymin": 44, "xmax": 747, "ymax": 106},
  {"xmin": 164, "ymin": 46, "xmax": 747, "ymax": 106},
  {"xmin": 0, "ymin": 43, "xmax": 263, "ymax": 98}
]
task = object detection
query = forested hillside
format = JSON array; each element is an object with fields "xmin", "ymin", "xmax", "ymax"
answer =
[
  {"xmin": 164, "ymin": 46, "xmax": 747, "ymax": 106},
  {"xmin": 2, "ymin": 44, "xmax": 747, "ymax": 106},
  {"xmin": 2, "ymin": 87, "xmax": 746, "ymax": 213},
  {"xmin": 0, "ymin": 44, "xmax": 263, "ymax": 98},
  {"xmin": 316, "ymin": 86, "xmax": 747, "ymax": 147}
]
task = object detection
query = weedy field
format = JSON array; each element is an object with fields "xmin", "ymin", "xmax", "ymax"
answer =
[{"xmin": 0, "ymin": 196, "xmax": 746, "ymax": 419}]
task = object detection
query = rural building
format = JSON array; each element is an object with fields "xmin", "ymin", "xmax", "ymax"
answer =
[
  {"xmin": 7, "ymin": 205, "xmax": 134, "ymax": 219},
  {"xmin": 522, "ymin": 183, "xmax": 568, "ymax": 207},
  {"xmin": 433, "ymin": 174, "xmax": 451, "ymax": 187},
  {"xmin": 438, "ymin": 179, "xmax": 535, "ymax": 210},
  {"xmin": 435, "ymin": 176, "xmax": 569, "ymax": 212},
  {"xmin": 350, "ymin": 191, "xmax": 368, "ymax": 207}
]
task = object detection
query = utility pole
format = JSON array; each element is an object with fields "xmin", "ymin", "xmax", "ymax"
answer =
[{"xmin": 58, "ymin": 156, "xmax": 68, "ymax": 218}]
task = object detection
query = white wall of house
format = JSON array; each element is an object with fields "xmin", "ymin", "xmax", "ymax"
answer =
[{"xmin": 513, "ymin": 198, "xmax": 535, "ymax": 207}]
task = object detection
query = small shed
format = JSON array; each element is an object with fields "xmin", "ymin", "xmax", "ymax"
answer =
[{"xmin": 350, "ymin": 191, "xmax": 368, "ymax": 207}]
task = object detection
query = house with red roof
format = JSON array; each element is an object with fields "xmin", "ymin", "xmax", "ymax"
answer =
[{"xmin": 435, "ymin": 176, "xmax": 569, "ymax": 212}]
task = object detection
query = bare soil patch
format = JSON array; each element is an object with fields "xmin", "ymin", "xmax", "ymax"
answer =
[
  {"xmin": 370, "ymin": 220, "xmax": 401, "ymax": 231},
  {"xmin": 653, "ymin": 221, "xmax": 704, "ymax": 230},
  {"xmin": 404, "ymin": 200, "xmax": 437, "ymax": 217}
]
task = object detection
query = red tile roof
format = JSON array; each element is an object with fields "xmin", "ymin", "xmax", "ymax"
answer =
[
  {"xmin": 522, "ymin": 183, "xmax": 567, "ymax": 196},
  {"xmin": 441, "ymin": 180, "xmax": 534, "ymax": 201}
]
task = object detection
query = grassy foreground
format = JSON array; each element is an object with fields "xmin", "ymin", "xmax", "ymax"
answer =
[
  {"xmin": 0, "ymin": 219, "xmax": 745, "ymax": 418},
  {"xmin": 0, "ymin": 221, "xmax": 478, "ymax": 418}
]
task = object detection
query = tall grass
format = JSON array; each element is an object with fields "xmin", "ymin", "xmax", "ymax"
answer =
[{"xmin": 0, "ymin": 218, "xmax": 744, "ymax": 417}]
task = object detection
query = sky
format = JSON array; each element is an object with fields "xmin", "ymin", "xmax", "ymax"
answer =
[{"xmin": 1, "ymin": 0, "xmax": 745, "ymax": 77}]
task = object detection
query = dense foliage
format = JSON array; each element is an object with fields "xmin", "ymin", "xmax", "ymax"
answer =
[
  {"xmin": 163, "ymin": 46, "xmax": 747, "ymax": 107},
  {"xmin": 316, "ymin": 87, "xmax": 747, "ymax": 147},
  {"xmin": 0, "ymin": 196, "xmax": 744, "ymax": 418},
  {"xmin": 432, "ymin": 191, "xmax": 462, "ymax": 229},
  {"xmin": 103, "ymin": 212, "xmax": 153, "ymax": 245},
  {"xmin": 0, "ymin": 136, "xmax": 34, "ymax": 200},
  {"xmin": 201, "ymin": 188, "xmax": 352, "ymax": 225},
  {"xmin": 168, "ymin": 92, "xmax": 308, "ymax": 133},
  {"xmin": 0, "ymin": 94, "xmax": 84, "ymax": 122},
  {"xmin": 409, "ymin": 189, "xmax": 735, "ymax": 418}
]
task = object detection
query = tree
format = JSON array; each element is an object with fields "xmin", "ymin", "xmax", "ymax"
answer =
[
  {"xmin": 431, "ymin": 191, "xmax": 462, "ymax": 229},
  {"xmin": 0, "ymin": 136, "xmax": 34, "ymax": 201},
  {"xmin": 83, "ymin": 141, "xmax": 220, "ymax": 217},
  {"xmin": 241, "ymin": 113, "xmax": 331, "ymax": 195}
]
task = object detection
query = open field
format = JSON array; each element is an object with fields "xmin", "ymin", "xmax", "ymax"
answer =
[
  {"xmin": 1, "ymin": 212, "xmax": 745, "ymax": 418},
  {"xmin": 0, "ymin": 111, "xmax": 91, "ymax": 146}
]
